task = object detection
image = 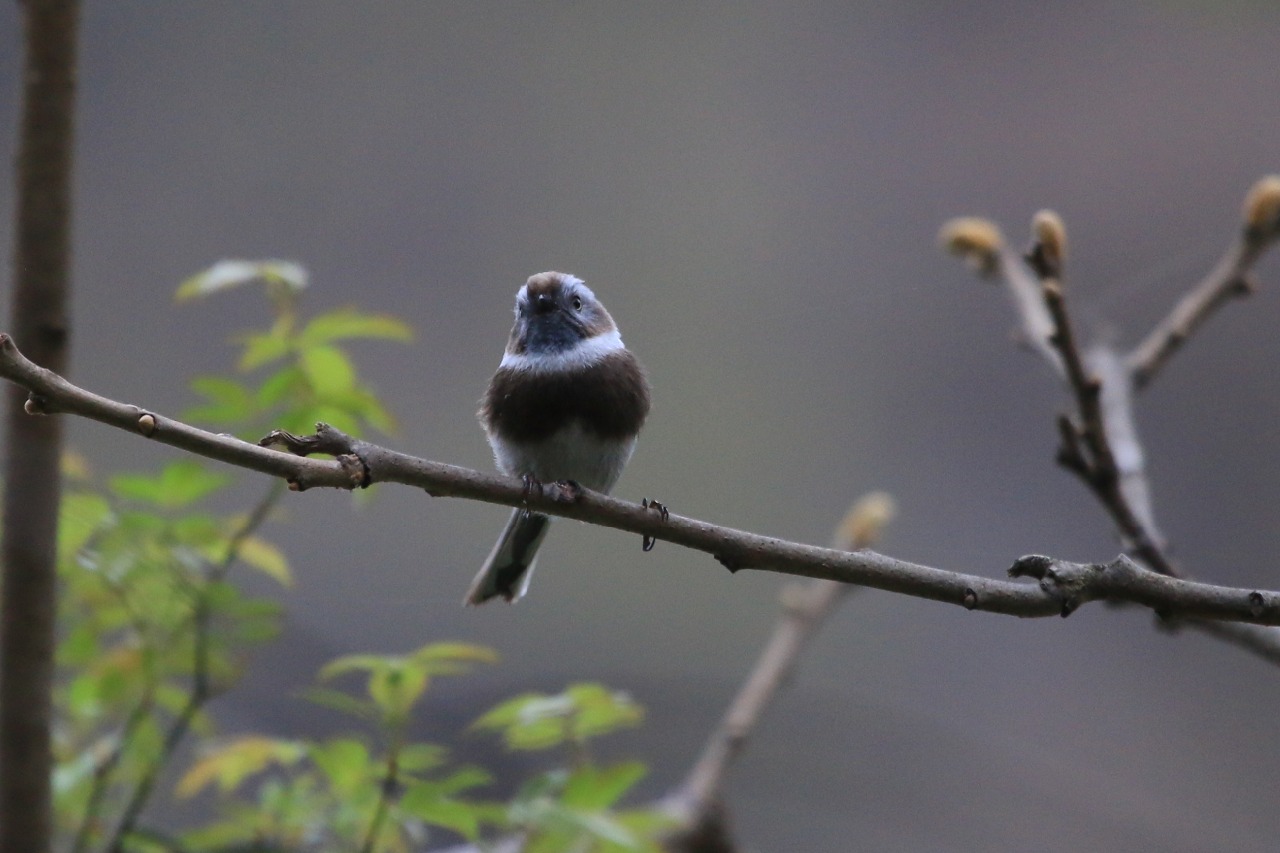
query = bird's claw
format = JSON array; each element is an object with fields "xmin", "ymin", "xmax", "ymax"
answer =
[
  {"xmin": 550, "ymin": 479, "xmax": 582, "ymax": 503},
  {"xmin": 641, "ymin": 498, "xmax": 669, "ymax": 552},
  {"xmin": 520, "ymin": 473, "xmax": 541, "ymax": 507}
]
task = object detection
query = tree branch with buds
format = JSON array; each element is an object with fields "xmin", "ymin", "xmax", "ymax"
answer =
[
  {"xmin": 665, "ymin": 493, "xmax": 896, "ymax": 852},
  {"xmin": 940, "ymin": 174, "xmax": 1280, "ymax": 664}
]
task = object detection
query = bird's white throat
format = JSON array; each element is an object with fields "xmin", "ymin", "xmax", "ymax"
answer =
[{"xmin": 499, "ymin": 328, "xmax": 625, "ymax": 373}]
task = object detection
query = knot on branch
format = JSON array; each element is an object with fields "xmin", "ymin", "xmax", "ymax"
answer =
[
  {"xmin": 1008, "ymin": 554, "xmax": 1103, "ymax": 617},
  {"xmin": 22, "ymin": 393, "xmax": 49, "ymax": 415},
  {"xmin": 259, "ymin": 423, "xmax": 371, "ymax": 489}
]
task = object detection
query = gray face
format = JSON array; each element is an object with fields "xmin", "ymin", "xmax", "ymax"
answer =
[
  {"xmin": 517, "ymin": 286, "xmax": 590, "ymax": 354},
  {"xmin": 509, "ymin": 273, "xmax": 615, "ymax": 356}
]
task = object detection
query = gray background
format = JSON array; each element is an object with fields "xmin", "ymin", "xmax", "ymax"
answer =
[{"xmin": 4, "ymin": 3, "xmax": 1280, "ymax": 850}]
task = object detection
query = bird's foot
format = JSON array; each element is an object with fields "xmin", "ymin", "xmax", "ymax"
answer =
[
  {"xmin": 641, "ymin": 497, "xmax": 669, "ymax": 551},
  {"xmin": 549, "ymin": 479, "xmax": 582, "ymax": 504}
]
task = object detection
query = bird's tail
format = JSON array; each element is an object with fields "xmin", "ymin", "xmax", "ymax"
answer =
[{"xmin": 464, "ymin": 509, "xmax": 552, "ymax": 605}]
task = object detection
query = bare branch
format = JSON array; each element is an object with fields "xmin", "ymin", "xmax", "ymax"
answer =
[
  {"xmin": 944, "ymin": 192, "xmax": 1280, "ymax": 665},
  {"xmin": 675, "ymin": 581, "xmax": 845, "ymax": 835},
  {"xmin": 1128, "ymin": 175, "xmax": 1280, "ymax": 389},
  {"xmin": 5, "ymin": 338, "xmax": 1280, "ymax": 646},
  {"xmin": 1021, "ymin": 218, "xmax": 1177, "ymax": 578},
  {"xmin": 670, "ymin": 494, "xmax": 895, "ymax": 840},
  {"xmin": 938, "ymin": 217, "xmax": 1058, "ymax": 369}
]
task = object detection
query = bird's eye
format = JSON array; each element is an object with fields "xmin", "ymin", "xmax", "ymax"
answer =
[{"xmin": 571, "ymin": 296, "xmax": 583, "ymax": 311}]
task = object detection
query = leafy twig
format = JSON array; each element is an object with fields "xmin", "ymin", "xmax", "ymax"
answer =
[
  {"xmin": 103, "ymin": 483, "xmax": 284, "ymax": 851},
  {"xmin": 361, "ymin": 747, "xmax": 400, "ymax": 853}
]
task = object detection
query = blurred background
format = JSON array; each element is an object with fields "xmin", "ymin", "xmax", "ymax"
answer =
[{"xmin": 4, "ymin": 2, "xmax": 1280, "ymax": 850}]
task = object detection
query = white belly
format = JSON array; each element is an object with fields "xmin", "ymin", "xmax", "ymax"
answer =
[{"xmin": 489, "ymin": 422, "xmax": 636, "ymax": 494}]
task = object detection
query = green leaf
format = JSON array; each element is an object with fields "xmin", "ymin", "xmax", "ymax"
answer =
[
  {"xmin": 297, "ymin": 308, "xmax": 413, "ymax": 347},
  {"xmin": 58, "ymin": 492, "xmax": 112, "ymax": 560},
  {"xmin": 184, "ymin": 376, "xmax": 256, "ymax": 424},
  {"xmin": 353, "ymin": 389, "xmax": 398, "ymax": 434},
  {"xmin": 310, "ymin": 737, "xmax": 370, "ymax": 796},
  {"xmin": 57, "ymin": 621, "xmax": 100, "ymax": 667},
  {"xmin": 396, "ymin": 742, "xmax": 450, "ymax": 773},
  {"xmin": 565, "ymin": 683, "xmax": 644, "ymax": 741},
  {"xmin": 561, "ymin": 761, "xmax": 647, "ymax": 811},
  {"xmin": 318, "ymin": 653, "xmax": 391, "ymax": 681},
  {"xmin": 472, "ymin": 692, "xmax": 573, "ymax": 750},
  {"xmin": 255, "ymin": 365, "xmax": 305, "ymax": 407},
  {"xmin": 298, "ymin": 344, "xmax": 356, "ymax": 398},
  {"xmin": 368, "ymin": 661, "xmax": 429, "ymax": 720},
  {"xmin": 177, "ymin": 736, "xmax": 306, "ymax": 798},
  {"xmin": 399, "ymin": 788, "xmax": 484, "ymax": 840},
  {"xmin": 65, "ymin": 672, "xmax": 105, "ymax": 719},
  {"xmin": 317, "ymin": 387, "xmax": 399, "ymax": 436},
  {"xmin": 299, "ymin": 686, "xmax": 377, "ymax": 721},
  {"xmin": 238, "ymin": 329, "xmax": 292, "ymax": 371},
  {"xmin": 604, "ymin": 810, "xmax": 682, "ymax": 852},
  {"xmin": 109, "ymin": 460, "xmax": 231, "ymax": 509},
  {"xmin": 176, "ymin": 259, "xmax": 308, "ymax": 302},
  {"xmin": 473, "ymin": 683, "xmax": 642, "ymax": 750},
  {"xmin": 412, "ymin": 767, "xmax": 491, "ymax": 801},
  {"xmin": 411, "ymin": 642, "xmax": 500, "ymax": 674},
  {"xmin": 547, "ymin": 806, "xmax": 639, "ymax": 847},
  {"xmin": 234, "ymin": 535, "xmax": 292, "ymax": 586},
  {"xmin": 180, "ymin": 815, "xmax": 259, "ymax": 852}
]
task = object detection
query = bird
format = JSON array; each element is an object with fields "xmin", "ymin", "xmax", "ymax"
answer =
[{"xmin": 465, "ymin": 272, "xmax": 651, "ymax": 605}]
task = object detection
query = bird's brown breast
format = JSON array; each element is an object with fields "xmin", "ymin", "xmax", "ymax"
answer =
[{"xmin": 480, "ymin": 350, "xmax": 650, "ymax": 444}]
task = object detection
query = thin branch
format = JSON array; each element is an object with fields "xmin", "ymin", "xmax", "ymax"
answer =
[
  {"xmin": 669, "ymin": 578, "xmax": 845, "ymax": 852},
  {"xmin": 70, "ymin": 582, "xmax": 160, "ymax": 853},
  {"xmin": 1086, "ymin": 345, "xmax": 1159, "ymax": 541},
  {"xmin": 946, "ymin": 192, "xmax": 1280, "ymax": 665},
  {"xmin": 2, "ymin": 3, "xmax": 81, "ymax": 852},
  {"xmin": 998, "ymin": 244, "xmax": 1062, "ymax": 371},
  {"xmin": 1128, "ymin": 178, "xmax": 1280, "ymax": 389},
  {"xmin": 104, "ymin": 483, "xmax": 284, "ymax": 852},
  {"xmin": 1023, "ymin": 219, "xmax": 1177, "ymax": 577},
  {"xmin": 5, "ymin": 339, "xmax": 1280, "ymax": 644},
  {"xmin": 669, "ymin": 495, "xmax": 893, "ymax": 844},
  {"xmin": 361, "ymin": 749, "xmax": 399, "ymax": 853}
]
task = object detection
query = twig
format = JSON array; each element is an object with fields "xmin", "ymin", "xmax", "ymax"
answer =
[
  {"xmin": 944, "ymin": 189, "xmax": 1280, "ymax": 664},
  {"xmin": 999, "ymin": 243, "xmax": 1062, "ymax": 371},
  {"xmin": 104, "ymin": 483, "xmax": 284, "ymax": 851},
  {"xmin": 669, "ymin": 578, "xmax": 845, "ymax": 852},
  {"xmin": 361, "ymin": 749, "xmax": 400, "ymax": 853},
  {"xmin": 70, "ymin": 566, "xmax": 162, "ymax": 853},
  {"xmin": 70, "ymin": 696, "xmax": 155, "ymax": 853},
  {"xmin": 1023, "ymin": 213, "xmax": 1176, "ymax": 577},
  {"xmin": 669, "ymin": 494, "xmax": 894, "ymax": 845},
  {"xmin": 1127, "ymin": 176, "xmax": 1280, "ymax": 389},
  {"xmin": 6, "ymin": 336, "xmax": 1280, "ymax": 634},
  {"xmin": 1, "ymin": 3, "xmax": 81, "ymax": 851}
]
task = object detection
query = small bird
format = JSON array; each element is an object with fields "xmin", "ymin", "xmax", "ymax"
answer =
[{"xmin": 466, "ymin": 272, "xmax": 650, "ymax": 605}]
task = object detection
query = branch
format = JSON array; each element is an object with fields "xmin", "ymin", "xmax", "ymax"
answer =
[
  {"xmin": 666, "ymin": 494, "xmax": 895, "ymax": 853},
  {"xmin": 942, "ymin": 187, "xmax": 1280, "ymax": 664},
  {"xmin": 2, "ymin": 3, "xmax": 81, "ymax": 852},
  {"xmin": 1023, "ymin": 212, "xmax": 1176, "ymax": 577},
  {"xmin": 1127, "ymin": 175, "xmax": 1280, "ymax": 389},
  {"xmin": 104, "ymin": 482, "xmax": 285, "ymax": 851},
  {"xmin": 6, "ymin": 337, "xmax": 1280, "ymax": 639}
]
